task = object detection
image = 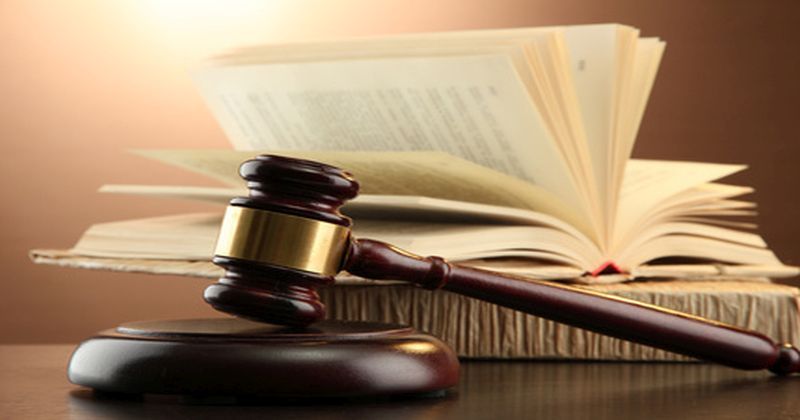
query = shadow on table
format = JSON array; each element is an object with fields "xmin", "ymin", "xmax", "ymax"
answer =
[
  {"xmin": 68, "ymin": 386, "xmax": 458, "ymax": 419},
  {"xmin": 67, "ymin": 362, "xmax": 800, "ymax": 420}
]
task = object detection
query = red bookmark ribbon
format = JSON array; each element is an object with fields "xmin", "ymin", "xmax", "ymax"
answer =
[{"xmin": 590, "ymin": 261, "xmax": 623, "ymax": 277}]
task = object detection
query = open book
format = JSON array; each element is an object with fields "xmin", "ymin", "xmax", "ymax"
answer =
[{"xmin": 31, "ymin": 23, "xmax": 797, "ymax": 283}]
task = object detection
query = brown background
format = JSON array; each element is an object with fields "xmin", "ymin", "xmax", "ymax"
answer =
[{"xmin": 1, "ymin": 0, "xmax": 798, "ymax": 343}]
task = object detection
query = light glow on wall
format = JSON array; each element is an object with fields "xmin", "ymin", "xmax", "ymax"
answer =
[{"xmin": 133, "ymin": 0, "xmax": 294, "ymax": 62}]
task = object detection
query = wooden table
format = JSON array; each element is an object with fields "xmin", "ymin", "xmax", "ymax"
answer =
[{"xmin": 2, "ymin": 345, "xmax": 799, "ymax": 419}]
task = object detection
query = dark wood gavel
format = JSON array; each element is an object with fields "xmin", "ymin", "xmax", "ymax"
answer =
[{"xmin": 205, "ymin": 154, "xmax": 800, "ymax": 375}]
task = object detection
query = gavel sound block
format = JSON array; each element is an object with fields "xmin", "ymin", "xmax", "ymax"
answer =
[
  {"xmin": 67, "ymin": 318, "xmax": 457, "ymax": 398},
  {"xmin": 66, "ymin": 155, "xmax": 461, "ymax": 399}
]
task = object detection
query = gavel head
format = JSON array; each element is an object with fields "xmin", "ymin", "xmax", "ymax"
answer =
[{"xmin": 205, "ymin": 154, "xmax": 359, "ymax": 327}]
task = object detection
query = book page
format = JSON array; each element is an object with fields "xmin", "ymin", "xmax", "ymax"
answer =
[
  {"xmin": 350, "ymin": 220, "xmax": 598, "ymax": 268},
  {"xmin": 193, "ymin": 54, "xmax": 587, "ymax": 218},
  {"xmin": 206, "ymin": 26, "xmax": 626, "ymax": 239},
  {"xmin": 69, "ymin": 212, "xmax": 597, "ymax": 269},
  {"xmin": 610, "ymin": 184, "xmax": 754, "ymax": 249},
  {"xmin": 621, "ymin": 222, "xmax": 768, "ymax": 255},
  {"xmin": 614, "ymin": 38, "xmax": 665, "ymax": 183},
  {"xmin": 345, "ymin": 195, "xmax": 594, "ymax": 245},
  {"xmin": 609, "ymin": 37, "xmax": 665, "ymax": 234},
  {"xmin": 670, "ymin": 217, "xmax": 757, "ymax": 230},
  {"xmin": 72, "ymin": 213, "xmax": 223, "ymax": 260},
  {"xmin": 612, "ymin": 159, "xmax": 746, "ymax": 250},
  {"xmin": 133, "ymin": 149, "xmax": 595, "ymax": 238},
  {"xmin": 523, "ymin": 32, "xmax": 602, "ymax": 236},
  {"xmin": 98, "ymin": 185, "xmax": 598, "ymax": 252},
  {"xmin": 561, "ymin": 24, "xmax": 641, "ymax": 245},
  {"xmin": 652, "ymin": 183, "xmax": 753, "ymax": 209},
  {"xmin": 641, "ymin": 187, "xmax": 754, "ymax": 221},
  {"xmin": 618, "ymin": 235, "xmax": 782, "ymax": 269},
  {"xmin": 679, "ymin": 199, "xmax": 755, "ymax": 212},
  {"xmin": 631, "ymin": 200, "xmax": 757, "ymax": 235}
]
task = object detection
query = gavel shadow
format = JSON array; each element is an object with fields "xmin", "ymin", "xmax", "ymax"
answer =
[
  {"xmin": 68, "ymin": 387, "xmax": 457, "ymax": 419},
  {"xmin": 456, "ymin": 361, "xmax": 798, "ymax": 420},
  {"xmin": 67, "ymin": 362, "xmax": 800, "ymax": 420}
]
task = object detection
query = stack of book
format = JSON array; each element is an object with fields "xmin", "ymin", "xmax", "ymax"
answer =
[{"xmin": 32, "ymin": 23, "xmax": 799, "ymax": 359}]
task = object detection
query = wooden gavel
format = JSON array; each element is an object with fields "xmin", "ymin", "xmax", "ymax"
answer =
[{"xmin": 205, "ymin": 154, "xmax": 800, "ymax": 375}]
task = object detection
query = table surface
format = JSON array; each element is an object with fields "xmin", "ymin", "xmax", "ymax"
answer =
[{"xmin": 2, "ymin": 345, "xmax": 800, "ymax": 420}]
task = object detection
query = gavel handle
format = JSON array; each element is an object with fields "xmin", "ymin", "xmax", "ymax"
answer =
[{"xmin": 345, "ymin": 239, "xmax": 800, "ymax": 374}]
